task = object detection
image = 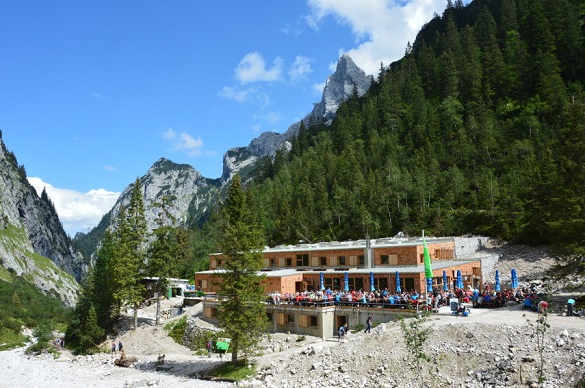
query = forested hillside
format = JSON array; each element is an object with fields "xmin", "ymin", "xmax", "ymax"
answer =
[{"xmin": 246, "ymin": 0, "xmax": 584, "ymax": 249}]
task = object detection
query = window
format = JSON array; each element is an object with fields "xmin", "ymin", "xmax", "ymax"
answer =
[
  {"xmin": 310, "ymin": 315, "xmax": 318, "ymax": 327},
  {"xmin": 358, "ymin": 255, "xmax": 364, "ymax": 265},
  {"xmin": 288, "ymin": 314, "xmax": 295, "ymax": 324},
  {"xmin": 405, "ymin": 278, "xmax": 415, "ymax": 292},
  {"xmin": 276, "ymin": 313, "xmax": 287, "ymax": 325},
  {"xmin": 339, "ymin": 256, "xmax": 346, "ymax": 265},
  {"xmin": 270, "ymin": 258, "xmax": 276, "ymax": 267},
  {"xmin": 325, "ymin": 277, "xmax": 341, "ymax": 290},
  {"xmin": 381, "ymin": 255, "xmax": 389, "ymax": 265},
  {"xmin": 296, "ymin": 254, "xmax": 309, "ymax": 266},
  {"xmin": 348, "ymin": 277, "xmax": 363, "ymax": 291},
  {"xmin": 374, "ymin": 277, "xmax": 388, "ymax": 290},
  {"xmin": 285, "ymin": 258, "xmax": 292, "ymax": 267},
  {"xmin": 266, "ymin": 313, "xmax": 273, "ymax": 322},
  {"xmin": 299, "ymin": 315, "xmax": 318, "ymax": 327},
  {"xmin": 320, "ymin": 256, "xmax": 327, "ymax": 266}
]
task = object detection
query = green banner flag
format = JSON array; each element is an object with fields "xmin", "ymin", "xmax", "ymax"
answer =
[{"xmin": 423, "ymin": 231, "xmax": 433, "ymax": 279}]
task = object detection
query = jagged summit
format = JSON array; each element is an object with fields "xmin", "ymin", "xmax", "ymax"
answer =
[
  {"xmin": 219, "ymin": 53, "xmax": 373, "ymax": 181},
  {"xmin": 319, "ymin": 53, "xmax": 373, "ymax": 124}
]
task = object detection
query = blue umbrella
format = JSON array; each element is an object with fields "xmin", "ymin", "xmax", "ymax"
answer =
[
  {"xmin": 320, "ymin": 272, "xmax": 325, "ymax": 291},
  {"xmin": 456, "ymin": 270, "xmax": 463, "ymax": 289},
  {"xmin": 344, "ymin": 272, "xmax": 349, "ymax": 292},
  {"xmin": 495, "ymin": 270, "xmax": 501, "ymax": 291},
  {"xmin": 370, "ymin": 272, "xmax": 375, "ymax": 292},
  {"xmin": 442, "ymin": 270, "xmax": 448, "ymax": 291},
  {"xmin": 511, "ymin": 268, "xmax": 518, "ymax": 289},
  {"xmin": 395, "ymin": 271, "xmax": 401, "ymax": 293}
]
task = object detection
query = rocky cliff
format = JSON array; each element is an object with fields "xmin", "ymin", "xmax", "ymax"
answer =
[
  {"xmin": 0, "ymin": 132, "xmax": 80, "ymax": 306},
  {"xmin": 74, "ymin": 158, "xmax": 220, "ymax": 261}
]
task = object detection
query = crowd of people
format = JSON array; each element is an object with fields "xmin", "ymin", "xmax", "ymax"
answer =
[
  {"xmin": 265, "ymin": 284, "xmax": 546, "ymax": 311},
  {"xmin": 267, "ymin": 288, "xmax": 444, "ymax": 309}
]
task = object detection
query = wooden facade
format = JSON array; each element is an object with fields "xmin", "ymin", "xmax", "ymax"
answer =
[{"xmin": 195, "ymin": 237, "xmax": 482, "ymax": 295}]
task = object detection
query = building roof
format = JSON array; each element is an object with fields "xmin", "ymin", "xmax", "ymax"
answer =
[
  {"xmin": 195, "ymin": 259, "xmax": 479, "ymax": 277},
  {"xmin": 263, "ymin": 236, "xmax": 453, "ymax": 254},
  {"xmin": 209, "ymin": 236, "xmax": 455, "ymax": 256}
]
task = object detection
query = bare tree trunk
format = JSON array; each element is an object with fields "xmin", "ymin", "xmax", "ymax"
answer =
[
  {"xmin": 133, "ymin": 302, "xmax": 138, "ymax": 330},
  {"xmin": 231, "ymin": 342, "xmax": 238, "ymax": 363},
  {"xmin": 155, "ymin": 292, "xmax": 161, "ymax": 326}
]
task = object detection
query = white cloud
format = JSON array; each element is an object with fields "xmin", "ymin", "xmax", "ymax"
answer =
[
  {"xmin": 28, "ymin": 177, "xmax": 120, "ymax": 236},
  {"xmin": 217, "ymin": 85, "xmax": 250, "ymax": 102},
  {"xmin": 289, "ymin": 56, "xmax": 313, "ymax": 83},
  {"xmin": 235, "ymin": 52, "xmax": 283, "ymax": 84},
  {"xmin": 163, "ymin": 128, "xmax": 204, "ymax": 157},
  {"xmin": 280, "ymin": 23, "xmax": 303, "ymax": 37},
  {"xmin": 306, "ymin": 0, "xmax": 449, "ymax": 76},
  {"xmin": 103, "ymin": 165, "xmax": 118, "ymax": 172}
]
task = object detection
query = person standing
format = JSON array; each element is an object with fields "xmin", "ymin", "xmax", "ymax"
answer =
[
  {"xmin": 338, "ymin": 323, "xmax": 348, "ymax": 341},
  {"xmin": 111, "ymin": 342, "xmax": 116, "ymax": 353},
  {"xmin": 118, "ymin": 340, "xmax": 123, "ymax": 353},
  {"xmin": 206, "ymin": 340, "xmax": 213, "ymax": 358},
  {"xmin": 364, "ymin": 314, "xmax": 372, "ymax": 333},
  {"xmin": 567, "ymin": 299, "xmax": 575, "ymax": 316}
]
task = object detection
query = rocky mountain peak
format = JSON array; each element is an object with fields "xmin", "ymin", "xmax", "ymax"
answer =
[{"xmin": 220, "ymin": 53, "xmax": 373, "ymax": 181}]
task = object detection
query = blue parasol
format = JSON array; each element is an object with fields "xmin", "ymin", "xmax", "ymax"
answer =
[
  {"xmin": 456, "ymin": 270, "xmax": 463, "ymax": 289},
  {"xmin": 395, "ymin": 271, "xmax": 401, "ymax": 293},
  {"xmin": 344, "ymin": 272, "xmax": 349, "ymax": 292},
  {"xmin": 320, "ymin": 272, "xmax": 325, "ymax": 291},
  {"xmin": 511, "ymin": 268, "xmax": 518, "ymax": 289},
  {"xmin": 495, "ymin": 270, "xmax": 501, "ymax": 291},
  {"xmin": 442, "ymin": 270, "xmax": 448, "ymax": 291},
  {"xmin": 370, "ymin": 272, "xmax": 375, "ymax": 292}
]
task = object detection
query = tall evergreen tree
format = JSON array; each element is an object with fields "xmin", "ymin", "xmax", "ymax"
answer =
[
  {"xmin": 216, "ymin": 175, "xmax": 268, "ymax": 363},
  {"xmin": 148, "ymin": 195, "xmax": 177, "ymax": 325},
  {"xmin": 113, "ymin": 179, "xmax": 148, "ymax": 330}
]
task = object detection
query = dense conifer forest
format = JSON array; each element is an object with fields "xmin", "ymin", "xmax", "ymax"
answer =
[{"xmin": 244, "ymin": 0, "xmax": 584, "ymax": 257}]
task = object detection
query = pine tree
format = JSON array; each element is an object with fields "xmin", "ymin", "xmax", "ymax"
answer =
[
  {"xmin": 148, "ymin": 195, "xmax": 177, "ymax": 325},
  {"xmin": 216, "ymin": 175, "xmax": 268, "ymax": 363},
  {"xmin": 92, "ymin": 230, "xmax": 117, "ymax": 328},
  {"xmin": 113, "ymin": 179, "xmax": 148, "ymax": 330}
]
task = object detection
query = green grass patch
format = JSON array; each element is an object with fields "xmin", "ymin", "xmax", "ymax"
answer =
[
  {"xmin": 0, "ymin": 327, "xmax": 28, "ymax": 351},
  {"xmin": 164, "ymin": 316, "xmax": 188, "ymax": 344},
  {"xmin": 0, "ymin": 276, "xmax": 70, "ymax": 349},
  {"xmin": 206, "ymin": 361, "xmax": 257, "ymax": 381}
]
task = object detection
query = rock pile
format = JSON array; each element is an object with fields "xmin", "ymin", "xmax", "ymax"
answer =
[{"xmin": 244, "ymin": 316, "xmax": 585, "ymax": 388}]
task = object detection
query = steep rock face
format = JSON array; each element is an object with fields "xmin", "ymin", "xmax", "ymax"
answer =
[
  {"xmin": 285, "ymin": 53, "xmax": 373, "ymax": 137},
  {"xmin": 220, "ymin": 147, "xmax": 258, "ymax": 183},
  {"xmin": 221, "ymin": 53, "xmax": 372, "ymax": 180},
  {"xmin": 0, "ymin": 133, "xmax": 80, "ymax": 306},
  {"xmin": 75, "ymin": 158, "xmax": 220, "ymax": 261}
]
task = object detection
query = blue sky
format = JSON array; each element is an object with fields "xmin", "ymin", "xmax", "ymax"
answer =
[{"xmin": 1, "ymin": 0, "xmax": 460, "ymax": 235}]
